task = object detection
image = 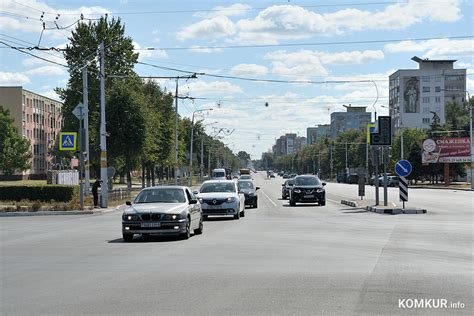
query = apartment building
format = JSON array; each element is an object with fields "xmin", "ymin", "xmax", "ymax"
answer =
[
  {"xmin": 0, "ymin": 86, "xmax": 63, "ymax": 179},
  {"xmin": 389, "ymin": 56, "xmax": 467, "ymax": 131},
  {"xmin": 307, "ymin": 124, "xmax": 330, "ymax": 145},
  {"xmin": 329, "ymin": 105, "xmax": 371, "ymax": 139}
]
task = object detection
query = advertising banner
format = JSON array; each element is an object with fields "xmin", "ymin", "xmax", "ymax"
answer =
[{"xmin": 422, "ymin": 138, "xmax": 471, "ymax": 163}]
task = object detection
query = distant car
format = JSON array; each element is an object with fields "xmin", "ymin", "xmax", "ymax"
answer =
[
  {"xmin": 347, "ymin": 174, "xmax": 359, "ymax": 184},
  {"xmin": 281, "ymin": 179, "xmax": 295, "ymax": 199},
  {"xmin": 290, "ymin": 173, "xmax": 297, "ymax": 178},
  {"xmin": 378, "ymin": 175, "xmax": 399, "ymax": 187},
  {"xmin": 195, "ymin": 180, "xmax": 246, "ymax": 219},
  {"xmin": 211, "ymin": 168, "xmax": 227, "ymax": 180},
  {"xmin": 238, "ymin": 180, "xmax": 259, "ymax": 208},
  {"xmin": 232, "ymin": 172, "xmax": 239, "ymax": 179},
  {"xmin": 337, "ymin": 173, "xmax": 347, "ymax": 183},
  {"xmin": 282, "ymin": 174, "xmax": 290, "ymax": 179},
  {"xmin": 269, "ymin": 173, "xmax": 275, "ymax": 178},
  {"xmin": 239, "ymin": 174, "xmax": 253, "ymax": 181},
  {"xmin": 289, "ymin": 175, "xmax": 326, "ymax": 206},
  {"xmin": 121, "ymin": 186, "xmax": 203, "ymax": 241}
]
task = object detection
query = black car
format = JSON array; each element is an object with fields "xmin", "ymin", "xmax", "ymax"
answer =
[
  {"xmin": 238, "ymin": 180, "xmax": 259, "ymax": 208},
  {"xmin": 281, "ymin": 179, "xmax": 295, "ymax": 199},
  {"xmin": 289, "ymin": 175, "xmax": 326, "ymax": 206},
  {"xmin": 346, "ymin": 174, "xmax": 359, "ymax": 184}
]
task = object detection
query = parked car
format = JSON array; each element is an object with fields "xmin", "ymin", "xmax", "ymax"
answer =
[
  {"xmin": 281, "ymin": 179, "xmax": 295, "ymax": 199},
  {"xmin": 347, "ymin": 174, "xmax": 359, "ymax": 184},
  {"xmin": 238, "ymin": 180, "xmax": 259, "ymax": 208},
  {"xmin": 195, "ymin": 180, "xmax": 246, "ymax": 219},
  {"xmin": 289, "ymin": 175, "xmax": 326, "ymax": 206},
  {"xmin": 379, "ymin": 175, "xmax": 399, "ymax": 187},
  {"xmin": 337, "ymin": 173, "xmax": 347, "ymax": 183},
  {"xmin": 121, "ymin": 186, "xmax": 203, "ymax": 241}
]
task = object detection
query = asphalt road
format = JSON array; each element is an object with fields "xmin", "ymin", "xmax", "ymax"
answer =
[{"xmin": 1, "ymin": 172, "xmax": 472, "ymax": 315}]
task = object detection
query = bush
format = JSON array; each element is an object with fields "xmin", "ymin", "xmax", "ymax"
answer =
[{"xmin": 0, "ymin": 185, "xmax": 79, "ymax": 202}]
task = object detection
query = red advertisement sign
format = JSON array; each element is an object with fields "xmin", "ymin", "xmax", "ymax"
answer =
[{"xmin": 422, "ymin": 138, "xmax": 471, "ymax": 163}]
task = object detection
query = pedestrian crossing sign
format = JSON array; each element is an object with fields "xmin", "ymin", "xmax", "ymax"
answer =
[{"xmin": 59, "ymin": 132, "xmax": 77, "ymax": 151}]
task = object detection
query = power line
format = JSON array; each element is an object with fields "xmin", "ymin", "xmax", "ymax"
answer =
[
  {"xmin": 0, "ymin": 41, "xmax": 67, "ymax": 67},
  {"xmin": 135, "ymin": 35, "xmax": 474, "ymax": 51}
]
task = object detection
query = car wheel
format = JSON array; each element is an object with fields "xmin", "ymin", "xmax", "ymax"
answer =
[
  {"xmin": 241, "ymin": 210, "xmax": 245, "ymax": 217},
  {"xmin": 320, "ymin": 199, "xmax": 326, "ymax": 206},
  {"xmin": 194, "ymin": 217, "xmax": 203, "ymax": 235},
  {"xmin": 123, "ymin": 233, "xmax": 134, "ymax": 242},
  {"xmin": 203, "ymin": 215, "xmax": 208, "ymax": 219},
  {"xmin": 253, "ymin": 202, "xmax": 258, "ymax": 208},
  {"xmin": 289, "ymin": 199, "xmax": 295, "ymax": 206},
  {"xmin": 234, "ymin": 209, "xmax": 240, "ymax": 220},
  {"xmin": 181, "ymin": 218, "xmax": 191, "ymax": 240}
]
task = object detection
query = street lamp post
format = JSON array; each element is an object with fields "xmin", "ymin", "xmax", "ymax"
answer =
[{"xmin": 189, "ymin": 109, "xmax": 213, "ymax": 186}]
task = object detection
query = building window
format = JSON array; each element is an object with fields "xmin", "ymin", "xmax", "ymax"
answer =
[
  {"xmin": 422, "ymin": 86, "xmax": 430, "ymax": 93},
  {"xmin": 435, "ymin": 76, "xmax": 441, "ymax": 82},
  {"xmin": 435, "ymin": 86, "xmax": 441, "ymax": 93},
  {"xmin": 422, "ymin": 76, "xmax": 430, "ymax": 82},
  {"xmin": 422, "ymin": 97, "xmax": 430, "ymax": 103},
  {"xmin": 422, "ymin": 118, "xmax": 431, "ymax": 124},
  {"xmin": 435, "ymin": 96, "xmax": 441, "ymax": 103}
]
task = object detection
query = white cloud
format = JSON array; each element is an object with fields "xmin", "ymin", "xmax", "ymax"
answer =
[
  {"xmin": 177, "ymin": 16, "xmax": 236, "ymax": 41},
  {"xmin": 195, "ymin": 3, "xmax": 251, "ymax": 18},
  {"xmin": 186, "ymin": 81, "xmax": 242, "ymax": 96},
  {"xmin": 133, "ymin": 42, "xmax": 168, "ymax": 60},
  {"xmin": 40, "ymin": 90, "xmax": 61, "ymax": 101},
  {"xmin": 456, "ymin": 62, "xmax": 473, "ymax": 68},
  {"xmin": 22, "ymin": 54, "xmax": 66, "ymax": 67},
  {"xmin": 25, "ymin": 65, "xmax": 64, "ymax": 76},
  {"xmin": 179, "ymin": 1, "xmax": 462, "ymax": 44},
  {"xmin": 0, "ymin": 1, "xmax": 109, "ymax": 39},
  {"xmin": 0, "ymin": 72, "xmax": 31, "ymax": 85},
  {"xmin": 319, "ymin": 50, "xmax": 384, "ymax": 65},
  {"xmin": 384, "ymin": 39, "xmax": 474, "ymax": 58},
  {"xmin": 231, "ymin": 63, "xmax": 268, "ymax": 76},
  {"xmin": 189, "ymin": 46, "xmax": 224, "ymax": 53},
  {"xmin": 264, "ymin": 50, "xmax": 328, "ymax": 79},
  {"xmin": 467, "ymin": 77, "xmax": 474, "ymax": 92}
]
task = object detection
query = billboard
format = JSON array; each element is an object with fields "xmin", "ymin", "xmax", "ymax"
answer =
[
  {"xmin": 403, "ymin": 76, "xmax": 420, "ymax": 113},
  {"xmin": 422, "ymin": 138, "xmax": 471, "ymax": 163}
]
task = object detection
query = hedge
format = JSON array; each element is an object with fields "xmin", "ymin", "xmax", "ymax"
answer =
[{"xmin": 0, "ymin": 185, "xmax": 79, "ymax": 202}]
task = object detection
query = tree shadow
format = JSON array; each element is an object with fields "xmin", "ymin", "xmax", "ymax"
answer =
[{"xmin": 108, "ymin": 234, "xmax": 184, "ymax": 243}]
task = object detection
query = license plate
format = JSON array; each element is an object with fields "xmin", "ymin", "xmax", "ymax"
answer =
[
  {"xmin": 141, "ymin": 222, "xmax": 161, "ymax": 228},
  {"xmin": 206, "ymin": 205, "xmax": 221, "ymax": 209},
  {"xmin": 304, "ymin": 195, "xmax": 314, "ymax": 198}
]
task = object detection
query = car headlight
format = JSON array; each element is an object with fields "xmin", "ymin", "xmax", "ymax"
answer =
[
  {"xmin": 316, "ymin": 188, "xmax": 325, "ymax": 193},
  {"xmin": 123, "ymin": 214, "xmax": 138, "ymax": 221},
  {"xmin": 293, "ymin": 189, "xmax": 301, "ymax": 193},
  {"xmin": 226, "ymin": 197, "xmax": 236, "ymax": 203},
  {"xmin": 164, "ymin": 214, "xmax": 182, "ymax": 220},
  {"xmin": 198, "ymin": 198, "xmax": 203, "ymax": 203}
]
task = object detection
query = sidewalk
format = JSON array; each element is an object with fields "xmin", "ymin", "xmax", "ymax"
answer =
[{"xmin": 0, "ymin": 204, "xmax": 126, "ymax": 217}]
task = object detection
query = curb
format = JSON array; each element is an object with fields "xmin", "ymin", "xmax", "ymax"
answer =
[
  {"xmin": 341, "ymin": 200, "xmax": 358, "ymax": 207},
  {"xmin": 366, "ymin": 205, "xmax": 427, "ymax": 215},
  {"xmin": 409, "ymin": 186, "xmax": 472, "ymax": 191},
  {"xmin": 0, "ymin": 204, "xmax": 125, "ymax": 217}
]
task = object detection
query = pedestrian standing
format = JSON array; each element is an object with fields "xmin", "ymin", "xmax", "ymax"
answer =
[{"xmin": 92, "ymin": 178, "xmax": 102, "ymax": 208}]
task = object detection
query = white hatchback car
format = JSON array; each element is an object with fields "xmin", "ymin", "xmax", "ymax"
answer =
[{"xmin": 196, "ymin": 180, "xmax": 246, "ymax": 219}]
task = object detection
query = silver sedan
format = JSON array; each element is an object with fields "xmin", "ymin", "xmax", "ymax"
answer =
[{"xmin": 122, "ymin": 186, "xmax": 203, "ymax": 241}]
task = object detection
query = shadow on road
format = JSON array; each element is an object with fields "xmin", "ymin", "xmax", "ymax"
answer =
[
  {"xmin": 108, "ymin": 235, "xmax": 184, "ymax": 243},
  {"xmin": 282, "ymin": 204, "xmax": 322, "ymax": 207},
  {"xmin": 342, "ymin": 209, "xmax": 369, "ymax": 213},
  {"xmin": 204, "ymin": 216, "xmax": 236, "ymax": 222}
]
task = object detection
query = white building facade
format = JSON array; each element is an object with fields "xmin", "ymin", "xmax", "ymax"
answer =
[{"xmin": 389, "ymin": 56, "xmax": 466, "ymax": 132}]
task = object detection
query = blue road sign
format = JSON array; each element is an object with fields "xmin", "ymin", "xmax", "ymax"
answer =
[
  {"xmin": 395, "ymin": 159, "xmax": 412, "ymax": 177},
  {"xmin": 59, "ymin": 132, "xmax": 77, "ymax": 151}
]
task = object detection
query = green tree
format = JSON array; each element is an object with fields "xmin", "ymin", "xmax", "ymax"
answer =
[
  {"xmin": 0, "ymin": 106, "xmax": 31, "ymax": 175},
  {"xmin": 56, "ymin": 17, "xmax": 138, "ymax": 173}
]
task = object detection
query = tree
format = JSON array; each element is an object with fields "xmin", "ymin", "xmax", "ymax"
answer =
[
  {"xmin": 0, "ymin": 106, "xmax": 31, "ymax": 175},
  {"xmin": 237, "ymin": 151, "xmax": 251, "ymax": 166},
  {"xmin": 56, "ymin": 17, "xmax": 139, "ymax": 173}
]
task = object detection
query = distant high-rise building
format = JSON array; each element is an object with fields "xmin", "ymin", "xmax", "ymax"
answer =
[
  {"xmin": 389, "ymin": 56, "xmax": 466, "ymax": 131},
  {"xmin": 272, "ymin": 133, "xmax": 307, "ymax": 157},
  {"xmin": 330, "ymin": 106, "xmax": 371, "ymax": 139},
  {"xmin": 0, "ymin": 86, "xmax": 63, "ymax": 179},
  {"xmin": 307, "ymin": 124, "xmax": 330, "ymax": 145}
]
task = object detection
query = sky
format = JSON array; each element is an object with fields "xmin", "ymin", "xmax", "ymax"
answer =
[{"xmin": 1, "ymin": 0, "xmax": 473, "ymax": 159}]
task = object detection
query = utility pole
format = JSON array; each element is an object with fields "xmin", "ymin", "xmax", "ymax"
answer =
[
  {"xmin": 208, "ymin": 146, "xmax": 211, "ymax": 176},
  {"xmin": 174, "ymin": 79, "xmax": 179, "ymax": 185},
  {"xmin": 189, "ymin": 108, "xmax": 213, "ymax": 186},
  {"xmin": 82, "ymin": 65, "xmax": 90, "ymax": 194},
  {"xmin": 99, "ymin": 42, "xmax": 108, "ymax": 207},
  {"xmin": 330, "ymin": 143, "xmax": 333, "ymax": 181},
  {"xmin": 345, "ymin": 141, "xmax": 348, "ymax": 174},
  {"xmin": 200, "ymin": 136, "xmax": 204, "ymax": 183}
]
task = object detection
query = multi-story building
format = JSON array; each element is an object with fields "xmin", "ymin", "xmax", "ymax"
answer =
[
  {"xmin": 272, "ymin": 133, "xmax": 307, "ymax": 157},
  {"xmin": 330, "ymin": 105, "xmax": 371, "ymax": 139},
  {"xmin": 389, "ymin": 56, "xmax": 466, "ymax": 131},
  {"xmin": 0, "ymin": 86, "xmax": 63, "ymax": 179},
  {"xmin": 307, "ymin": 124, "xmax": 330, "ymax": 145}
]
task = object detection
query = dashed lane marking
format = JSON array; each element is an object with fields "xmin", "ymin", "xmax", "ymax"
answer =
[{"xmin": 260, "ymin": 189, "xmax": 277, "ymax": 207}]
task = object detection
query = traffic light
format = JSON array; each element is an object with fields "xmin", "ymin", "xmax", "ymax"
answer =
[{"xmin": 370, "ymin": 116, "xmax": 391, "ymax": 146}]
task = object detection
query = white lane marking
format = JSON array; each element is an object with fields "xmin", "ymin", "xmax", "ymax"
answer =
[
  {"xmin": 260, "ymin": 189, "xmax": 277, "ymax": 207},
  {"xmin": 326, "ymin": 198, "xmax": 340, "ymax": 205}
]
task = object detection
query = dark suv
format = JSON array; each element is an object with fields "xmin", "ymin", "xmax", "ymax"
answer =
[
  {"xmin": 281, "ymin": 179, "xmax": 295, "ymax": 199},
  {"xmin": 289, "ymin": 175, "xmax": 326, "ymax": 206}
]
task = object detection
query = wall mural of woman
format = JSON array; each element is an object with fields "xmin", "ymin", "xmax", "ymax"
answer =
[{"xmin": 404, "ymin": 77, "xmax": 420, "ymax": 113}]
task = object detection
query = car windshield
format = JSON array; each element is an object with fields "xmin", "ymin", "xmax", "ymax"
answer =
[
  {"xmin": 212, "ymin": 171, "xmax": 225, "ymax": 178},
  {"xmin": 294, "ymin": 177, "xmax": 321, "ymax": 186},
  {"xmin": 134, "ymin": 188, "xmax": 186, "ymax": 204},
  {"xmin": 200, "ymin": 182, "xmax": 236, "ymax": 193},
  {"xmin": 287, "ymin": 180, "xmax": 294, "ymax": 186},
  {"xmin": 238, "ymin": 181, "xmax": 254, "ymax": 189},
  {"xmin": 240, "ymin": 175, "xmax": 251, "ymax": 179}
]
